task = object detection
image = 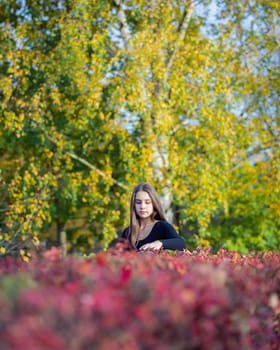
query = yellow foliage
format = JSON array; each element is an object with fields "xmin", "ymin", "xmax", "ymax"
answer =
[
  {"xmin": 0, "ymin": 247, "xmax": 6, "ymax": 254},
  {"xmin": 0, "ymin": 0, "xmax": 279, "ymax": 253}
]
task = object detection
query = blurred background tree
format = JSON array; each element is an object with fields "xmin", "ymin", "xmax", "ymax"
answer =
[{"xmin": 0, "ymin": 0, "xmax": 279, "ymax": 254}]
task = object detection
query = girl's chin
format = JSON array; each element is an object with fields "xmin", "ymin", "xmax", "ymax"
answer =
[{"xmin": 138, "ymin": 213, "xmax": 150, "ymax": 218}]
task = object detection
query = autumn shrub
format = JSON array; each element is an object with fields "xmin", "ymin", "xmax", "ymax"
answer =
[{"xmin": 0, "ymin": 245, "xmax": 279, "ymax": 350}]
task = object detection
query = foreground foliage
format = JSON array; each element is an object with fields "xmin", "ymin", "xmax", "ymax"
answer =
[{"xmin": 0, "ymin": 246, "xmax": 279, "ymax": 349}]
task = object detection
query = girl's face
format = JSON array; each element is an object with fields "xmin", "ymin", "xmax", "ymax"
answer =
[{"xmin": 135, "ymin": 191, "xmax": 154, "ymax": 219}]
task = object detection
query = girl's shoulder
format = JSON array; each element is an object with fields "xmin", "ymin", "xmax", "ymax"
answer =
[
  {"xmin": 155, "ymin": 220, "xmax": 178, "ymax": 233},
  {"xmin": 156, "ymin": 220, "xmax": 172, "ymax": 228},
  {"xmin": 121, "ymin": 227, "xmax": 129, "ymax": 238},
  {"xmin": 153, "ymin": 220, "xmax": 171, "ymax": 230}
]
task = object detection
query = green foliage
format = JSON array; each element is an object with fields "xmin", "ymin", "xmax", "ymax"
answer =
[
  {"xmin": 0, "ymin": 0, "xmax": 279, "ymax": 253},
  {"xmin": 0, "ymin": 273, "xmax": 37, "ymax": 301}
]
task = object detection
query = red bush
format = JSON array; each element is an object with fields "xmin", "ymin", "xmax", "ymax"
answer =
[{"xmin": 0, "ymin": 246, "xmax": 279, "ymax": 350}]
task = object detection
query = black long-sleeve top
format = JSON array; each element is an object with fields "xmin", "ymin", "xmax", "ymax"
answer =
[{"xmin": 122, "ymin": 221, "xmax": 186, "ymax": 251}]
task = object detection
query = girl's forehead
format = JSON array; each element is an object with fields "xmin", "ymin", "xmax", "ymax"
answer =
[{"xmin": 135, "ymin": 191, "xmax": 151, "ymax": 200}]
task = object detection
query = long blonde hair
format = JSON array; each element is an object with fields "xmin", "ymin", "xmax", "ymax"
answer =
[{"xmin": 128, "ymin": 183, "xmax": 166, "ymax": 247}]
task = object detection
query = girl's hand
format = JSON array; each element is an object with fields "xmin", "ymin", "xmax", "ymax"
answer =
[{"xmin": 139, "ymin": 240, "xmax": 163, "ymax": 251}]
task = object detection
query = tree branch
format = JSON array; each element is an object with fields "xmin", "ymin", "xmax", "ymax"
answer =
[
  {"xmin": 164, "ymin": 0, "xmax": 194, "ymax": 85},
  {"xmin": 66, "ymin": 151, "xmax": 128, "ymax": 189},
  {"xmin": 41, "ymin": 131, "xmax": 128, "ymax": 190},
  {"xmin": 112, "ymin": 0, "xmax": 149, "ymax": 114},
  {"xmin": 113, "ymin": 0, "xmax": 132, "ymax": 50}
]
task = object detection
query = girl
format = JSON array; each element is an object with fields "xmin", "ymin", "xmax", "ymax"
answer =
[{"xmin": 122, "ymin": 183, "xmax": 186, "ymax": 251}]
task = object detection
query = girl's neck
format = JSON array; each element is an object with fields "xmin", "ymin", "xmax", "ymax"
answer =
[{"xmin": 139, "ymin": 217, "xmax": 153, "ymax": 228}]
